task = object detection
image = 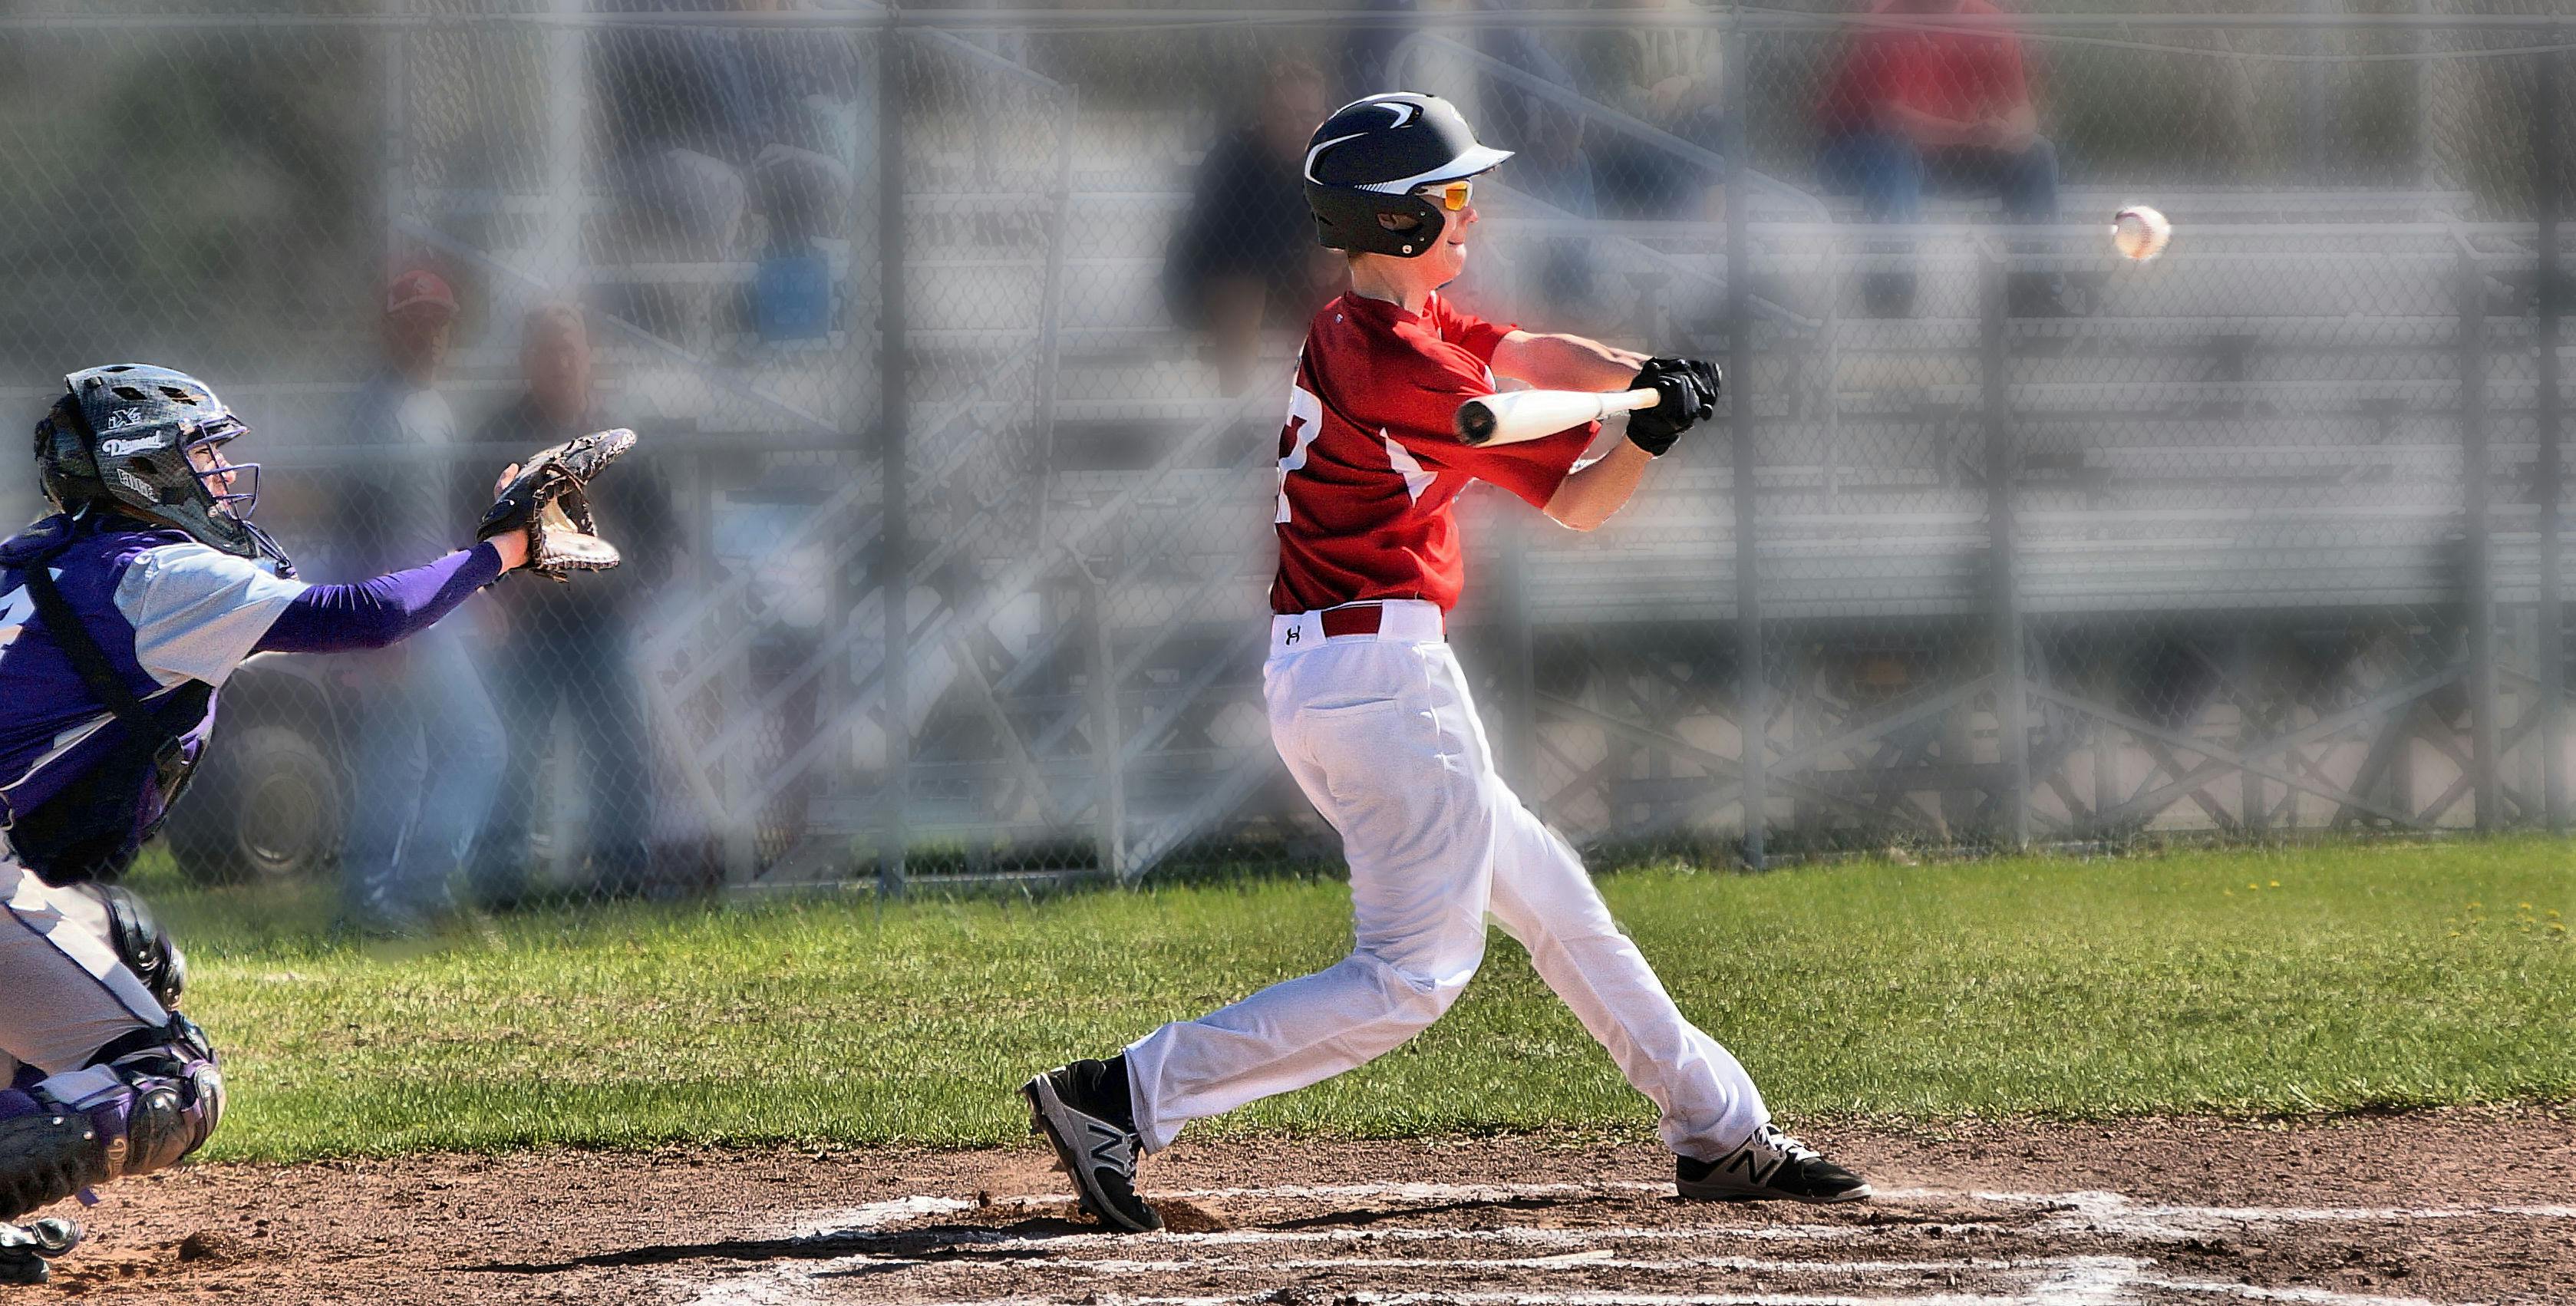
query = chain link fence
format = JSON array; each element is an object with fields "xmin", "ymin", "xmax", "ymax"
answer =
[{"xmin": 0, "ymin": 2, "xmax": 2568, "ymax": 923}]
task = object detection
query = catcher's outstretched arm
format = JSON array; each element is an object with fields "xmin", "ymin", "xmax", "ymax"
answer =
[{"xmin": 251, "ymin": 543, "xmax": 511, "ymax": 655}]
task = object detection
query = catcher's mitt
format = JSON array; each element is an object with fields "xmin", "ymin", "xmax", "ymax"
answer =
[{"xmin": 477, "ymin": 427, "xmax": 637, "ymax": 581}]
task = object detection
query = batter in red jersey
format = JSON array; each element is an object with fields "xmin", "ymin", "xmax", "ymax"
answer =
[{"xmin": 1027, "ymin": 92, "xmax": 1869, "ymax": 1230}]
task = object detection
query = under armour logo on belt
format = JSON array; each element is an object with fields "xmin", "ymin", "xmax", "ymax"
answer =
[{"xmin": 1284, "ymin": 626, "xmax": 1301, "ymax": 645}]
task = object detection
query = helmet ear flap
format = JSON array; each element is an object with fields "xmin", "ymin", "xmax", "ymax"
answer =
[
  {"xmin": 1387, "ymin": 196, "xmax": 1446, "ymax": 258},
  {"xmin": 34, "ymin": 394, "xmax": 97, "ymax": 513}
]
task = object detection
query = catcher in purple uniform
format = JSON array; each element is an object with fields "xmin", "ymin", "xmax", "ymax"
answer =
[{"xmin": 0, "ymin": 364, "xmax": 632, "ymax": 1281}]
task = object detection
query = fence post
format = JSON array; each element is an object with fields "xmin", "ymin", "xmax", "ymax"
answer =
[
  {"xmin": 1983, "ymin": 249, "xmax": 2030, "ymax": 851},
  {"xmin": 540, "ymin": 0, "xmax": 589, "ymax": 279},
  {"xmin": 2461, "ymin": 250, "xmax": 2501, "ymax": 831},
  {"xmin": 2297, "ymin": 0, "xmax": 2329, "ymax": 180},
  {"xmin": 2537, "ymin": 38, "xmax": 2568, "ymax": 833},
  {"xmin": 877, "ymin": 21, "xmax": 912, "ymax": 895},
  {"xmin": 379, "ymin": 0, "xmax": 409, "ymax": 270},
  {"xmin": 1723, "ymin": 8, "xmax": 1768, "ymax": 869},
  {"xmin": 1087, "ymin": 572, "xmax": 1129, "ymax": 884}
]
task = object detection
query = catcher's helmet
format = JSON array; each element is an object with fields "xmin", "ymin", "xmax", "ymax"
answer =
[
  {"xmin": 1304, "ymin": 91, "xmax": 1512, "ymax": 258},
  {"xmin": 35, "ymin": 364, "xmax": 291, "ymax": 569}
]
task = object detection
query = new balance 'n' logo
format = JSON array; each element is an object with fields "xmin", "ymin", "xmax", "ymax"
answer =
[
  {"xmin": 1717, "ymin": 1145, "xmax": 1783, "ymax": 1186},
  {"xmin": 1084, "ymin": 1120, "xmax": 1131, "ymax": 1176}
]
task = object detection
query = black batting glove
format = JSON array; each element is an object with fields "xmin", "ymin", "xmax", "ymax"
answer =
[{"xmin": 1624, "ymin": 356, "xmax": 1723, "ymax": 457}]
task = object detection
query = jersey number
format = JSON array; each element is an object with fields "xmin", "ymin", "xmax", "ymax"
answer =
[{"xmin": 1275, "ymin": 382, "xmax": 1324, "ymax": 525}]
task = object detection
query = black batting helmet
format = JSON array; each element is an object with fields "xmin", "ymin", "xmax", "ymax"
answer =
[{"xmin": 1304, "ymin": 91, "xmax": 1512, "ymax": 258}]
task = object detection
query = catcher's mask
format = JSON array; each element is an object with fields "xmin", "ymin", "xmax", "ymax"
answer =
[
  {"xmin": 35, "ymin": 364, "xmax": 292, "ymax": 571},
  {"xmin": 1303, "ymin": 91, "xmax": 1512, "ymax": 258}
]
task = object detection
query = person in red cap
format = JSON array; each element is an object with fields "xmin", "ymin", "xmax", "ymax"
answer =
[
  {"xmin": 1817, "ymin": 0, "xmax": 2075, "ymax": 317},
  {"xmin": 329, "ymin": 267, "xmax": 505, "ymax": 934}
]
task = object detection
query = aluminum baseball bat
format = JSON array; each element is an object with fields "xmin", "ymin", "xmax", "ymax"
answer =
[{"xmin": 1453, "ymin": 388, "xmax": 1661, "ymax": 447}]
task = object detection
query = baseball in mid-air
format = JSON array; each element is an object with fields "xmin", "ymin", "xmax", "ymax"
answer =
[{"xmin": 2113, "ymin": 205, "xmax": 2171, "ymax": 262}]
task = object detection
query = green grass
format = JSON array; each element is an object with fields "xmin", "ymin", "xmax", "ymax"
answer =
[{"xmin": 138, "ymin": 838, "xmax": 2576, "ymax": 1163}]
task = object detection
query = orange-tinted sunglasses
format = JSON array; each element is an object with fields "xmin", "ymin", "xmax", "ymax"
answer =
[{"xmin": 1418, "ymin": 180, "xmax": 1473, "ymax": 212}]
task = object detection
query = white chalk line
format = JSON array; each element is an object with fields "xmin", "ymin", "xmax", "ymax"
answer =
[
  {"xmin": 690, "ymin": 1291, "xmax": 2027, "ymax": 1306},
  {"xmin": 678, "ymin": 1273, "xmax": 2442, "ymax": 1306},
  {"xmin": 1971, "ymin": 1188, "xmax": 2576, "ymax": 1241},
  {"xmin": 746, "ymin": 1286, "xmax": 2441, "ymax": 1306},
  {"xmin": 791, "ymin": 1224, "xmax": 1878, "ymax": 1252},
  {"xmin": 707, "ymin": 1182, "xmax": 2512, "ymax": 1306},
  {"xmin": 799, "ymin": 1180, "xmax": 2576, "ymax": 1245},
  {"xmin": 740, "ymin": 1245, "xmax": 2444, "ymax": 1306},
  {"xmin": 855, "ymin": 1252, "xmax": 2089, "ymax": 1277}
]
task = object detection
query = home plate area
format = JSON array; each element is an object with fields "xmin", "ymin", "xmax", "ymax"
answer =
[
  {"xmin": 658, "ymin": 1114, "xmax": 2575, "ymax": 1306},
  {"xmin": 695, "ymin": 1182, "xmax": 2563, "ymax": 1306},
  {"xmin": 42, "ymin": 1113, "xmax": 2574, "ymax": 1304}
]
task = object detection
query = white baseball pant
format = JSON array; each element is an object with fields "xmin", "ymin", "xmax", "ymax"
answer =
[
  {"xmin": 0, "ymin": 857, "xmax": 167, "ymax": 1081},
  {"xmin": 1123, "ymin": 600, "xmax": 1770, "ymax": 1159}
]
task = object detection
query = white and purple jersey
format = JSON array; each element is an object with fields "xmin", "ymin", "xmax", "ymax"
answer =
[
  {"xmin": 0, "ymin": 518, "xmax": 298, "ymax": 836},
  {"xmin": 0, "ymin": 512, "xmax": 506, "ymax": 867}
]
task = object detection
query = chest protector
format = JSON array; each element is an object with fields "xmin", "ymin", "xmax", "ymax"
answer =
[{"xmin": 5, "ymin": 542, "xmax": 209, "ymax": 886}]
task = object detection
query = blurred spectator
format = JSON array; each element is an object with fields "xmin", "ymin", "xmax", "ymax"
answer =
[
  {"xmin": 1574, "ymin": 0, "xmax": 1727, "ymax": 219},
  {"xmin": 1478, "ymin": 18, "xmax": 1608, "ymax": 323},
  {"xmin": 1163, "ymin": 61, "xmax": 1342, "ymax": 396},
  {"xmin": 1817, "ymin": 0, "xmax": 2073, "ymax": 316},
  {"xmin": 335, "ymin": 269, "xmax": 506, "ymax": 933},
  {"xmin": 1339, "ymin": 0, "xmax": 1419, "ymax": 104},
  {"xmin": 592, "ymin": 0, "xmax": 859, "ymax": 349},
  {"xmin": 464, "ymin": 305, "xmax": 688, "ymax": 905},
  {"xmin": 1506, "ymin": 98, "xmax": 1608, "ymax": 320}
]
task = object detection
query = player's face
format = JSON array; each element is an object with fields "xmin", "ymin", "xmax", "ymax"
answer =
[
  {"xmin": 186, "ymin": 440, "xmax": 236, "ymax": 495},
  {"xmin": 386, "ymin": 305, "xmax": 455, "ymax": 381},
  {"xmin": 183, "ymin": 433, "xmax": 257, "ymax": 523},
  {"xmin": 525, "ymin": 314, "xmax": 592, "ymax": 416},
  {"xmin": 1419, "ymin": 182, "xmax": 1478, "ymax": 284}
]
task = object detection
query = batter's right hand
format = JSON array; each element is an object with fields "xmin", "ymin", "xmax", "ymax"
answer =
[{"xmin": 1625, "ymin": 357, "xmax": 1722, "ymax": 456}]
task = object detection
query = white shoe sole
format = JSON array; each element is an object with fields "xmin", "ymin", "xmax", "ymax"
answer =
[{"xmin": 1678, "ymin": 1178, "xmax": 1875, "ymax": 1204}]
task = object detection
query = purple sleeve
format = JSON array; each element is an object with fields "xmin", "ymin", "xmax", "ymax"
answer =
[{"xmin": 252, "ymin": 543, "xmax": 506, "ymax": 654}]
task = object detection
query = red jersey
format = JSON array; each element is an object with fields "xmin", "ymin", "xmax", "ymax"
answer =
[
  {"xmin": 1819, "ymin": 0, "xmax": 2030, "ymax": 137},
  {"xmin": 1270, "ymin": 291, "xmax": 1595, "ymax": 615}
]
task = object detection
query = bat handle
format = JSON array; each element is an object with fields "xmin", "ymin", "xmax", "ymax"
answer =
[{"xmin": 1602, "ymin": 387, "xmax": 1661, "ymax": 416}]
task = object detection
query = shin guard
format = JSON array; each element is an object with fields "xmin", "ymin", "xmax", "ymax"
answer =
[{"xmin": 0, "ymin": 1014, "xmax": 222, "ymax": 1221}]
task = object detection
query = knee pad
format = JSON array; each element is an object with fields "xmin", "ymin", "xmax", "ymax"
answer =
[
  {"xmin": 87, "ymin": 1014, "xmax": 223, "ymax": 1176},
  {"xmin": 0, "ymin": 1016, "xmax": 222, "ymax": 1219}
]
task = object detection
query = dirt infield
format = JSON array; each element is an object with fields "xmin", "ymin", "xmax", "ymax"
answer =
[{"xmin": 31, "ymin": 1110, "xmax": 2575, "ymax": 1305}]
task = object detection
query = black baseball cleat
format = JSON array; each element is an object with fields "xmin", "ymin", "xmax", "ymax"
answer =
[
  {"xmin": 1676, "ymin": 1124, "xmax": 1872, "ymax": 1204},
  {"xmin": 0, "ymin": 1217, "xmax": 81, "ymax": 1285},
  {"xmin": 1023, "ymin": 1057, "xmax": 1162, "ymax": 1232}
]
